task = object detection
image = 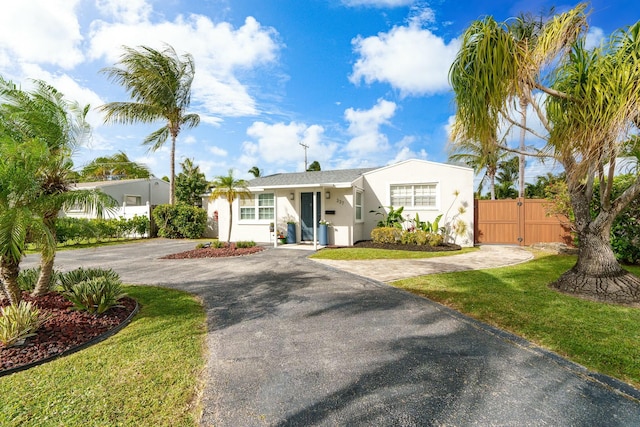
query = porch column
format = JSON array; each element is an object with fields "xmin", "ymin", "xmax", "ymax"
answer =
[
  {"xmin": 273, "ymin": 190, "xmax": 278, "ymax": 248},
  {"xmin": 313, "ymin": 189, "xmax": 318, "ymax": 250}
]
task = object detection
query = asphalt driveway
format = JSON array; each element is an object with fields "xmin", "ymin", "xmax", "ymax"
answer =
[{"xmin": 24, "ymin": 239, "xmax": 640, "ymax": 426}]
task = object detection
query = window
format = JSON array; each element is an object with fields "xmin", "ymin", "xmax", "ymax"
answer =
[
  {"xmin": 240, "ymin": 193, "xmax": 274, "ymax": 221},
  {"xmin": 390, "ymin": 184, "xmax": 437, "ymax": 208},
  {"xmin": 355, "ymin": 190, "xmax": 363, "ymax": 221},
  {"xmin": 124, "ymin": 195, "xmax": 142, "ymax": 206}
]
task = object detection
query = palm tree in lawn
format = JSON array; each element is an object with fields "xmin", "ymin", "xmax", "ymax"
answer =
[
  {"xmin": 0, "ymin": 138, "xmax": 54, "ymax": 304},
  {"xmin": 210, "ymin": 169, "xmax": 250, "ymax": 243},
  {"xmin": 450, "ymin": 5, "xmax": 640, "ymax": 304},
  {"xmin": 99, "ymin": 44, "xmax": 200, "ymax": 204},
  {"xmin": 0, "ymin": 78, "xmax": 118, "ymax": 297}
]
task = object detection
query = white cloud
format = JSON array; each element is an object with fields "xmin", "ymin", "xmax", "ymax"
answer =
[
  {"xmin": 183, "ymin": 136, "xmax": 197, "ymax": 145},
  {"xmin": 344, "ymin": 99, "xmax": 396, "ymax": 154},
  {"xmin": 0, "ymin": 1, "xmax": 84, "ymax": 69},
  {"xmin": 95, "ymin": 0, "xmax": 151, "ymax": 24},
  {"xmin": 350, "ymin": 24, "xmax": 460, "ymax": 96},
  {"xmin": 585, "ymin": 26, "xmax": 605, "ymax": 50},
  {"xmin": 390, "ymin": 146, "xmax": 427, "ymax": 164},
  {"xmin": 89, "ymin": 12, "xmax": 281, "ymax": 118},
  {"xmin": 342, "ymin": 0, "xmax": 413, "ymax": 7},
  {"xmin": 209, "ymin": 146, "xmax": 228, "ymax": 157},
  {"xmin": 245, "ymin": 121, "xmax": 337, "ymax": 168}
]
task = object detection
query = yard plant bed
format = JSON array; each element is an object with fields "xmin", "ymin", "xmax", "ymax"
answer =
[
  {"xmin": 161, "ymin": 243, "xmax": 264, "ymax": 259},
  {"xmin": 0, "ymin": 292, "xmax": 137, "ymax": 374},
  {"xmin": 353, "ymin": 240, "xmax": 462, "ymax": 252}
]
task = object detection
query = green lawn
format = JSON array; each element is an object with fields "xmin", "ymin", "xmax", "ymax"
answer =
[
  {"xmin": 310, "ymin": 246, "xmax": 478, "ymax": 260},
  {"xmin": 392, "ymin": 254, "xmax": 640, "ymax": 389},
  {"xmin": 0, "ymin": 286, "xmax": 207, "ymax": 426}
]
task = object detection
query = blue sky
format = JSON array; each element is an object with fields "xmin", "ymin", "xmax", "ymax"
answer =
[{"xmin": 0, "ymin": 0, "xmax": 636, "ymax": 181}]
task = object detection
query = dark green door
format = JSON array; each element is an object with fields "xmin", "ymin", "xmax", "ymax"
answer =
[{"xmin": 301, "ymin": 192, "xmax": 321, "ymax": 241}]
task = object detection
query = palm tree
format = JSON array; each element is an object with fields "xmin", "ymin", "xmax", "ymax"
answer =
[
  {"xmin": 81, "ymin": 151, "xmax": 150, "ymax": 181},
  {"xmin": 495, "ymin": 156, "xmax": 520, "ymax": 199},
  {"xmin": 0, "ymin": 78, "xmax": 118, "ymax": 297},
  {"xmin": 450, "ymin": 5, "xmax": 640, "ymax": 304},
  {"xmin": 248, "ymin": 166, "xmax": 262, "ymax": 178},
  {"xmin": 0, "ymin": 138, "xmax": 54, "ymax": 304},
  {"xmin": 99, "ymin": 44, "xmax": 200, "ymax": 204},
  {"xmin": 210, "ymin": 169, "xmax": 250, "ymax": 243},
  {"xmin": 175, "ymin": 157, "xmax": 208, "ymax": 206}
]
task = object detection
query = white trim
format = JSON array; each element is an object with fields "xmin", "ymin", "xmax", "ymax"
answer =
[
  {"xmin": 389, "ymin": 182, "xmax": 440, "ymax": 210},
  {"xmin": 363, "ymin": 158, "xmax": 473, "ymax": 176}
]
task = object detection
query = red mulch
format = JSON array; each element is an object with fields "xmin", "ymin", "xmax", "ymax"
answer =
[
  {"xmin": 160, "ymin": 244, "xmax": 264, "ymax": 259},
  {"xmin": 0, "ymin": 292, "xmax": 136, "ymax": 373}
]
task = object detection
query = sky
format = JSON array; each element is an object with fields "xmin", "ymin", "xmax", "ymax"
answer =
[{"xmin": 0, "ymin": 0, "xmax": 637, "ymax": 183}]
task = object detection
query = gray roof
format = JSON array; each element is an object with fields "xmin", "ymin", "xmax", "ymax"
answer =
[{"xmin": 248, "ymin": 167, "xmax": 378, "ymax": 188}]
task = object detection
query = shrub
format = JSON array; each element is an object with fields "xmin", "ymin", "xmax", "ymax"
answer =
[
  {"xmin": 18, "ymin": 267, "xmax": 59, "ymax": 292},
  {"xmin": 63, "ymin": 276, "xmax": 126, "ymax": 314},
  {"xmin": 152, "ymin": 204, "xmax": 207, "ymax": 239},
  {"xmin": 211, "ymin": 240, "xmax": 226, "ymax": 248},
  {"xmin": 235, "ymin": 240, "xmax": 256, "ymax": 248},
  {"xmin": 401, "ymin": 230, "xmax": 428, "ymax": 245},
  {"xmin": 371, "ymin": 227, "xmax": 401, "ymax": 244},
  {"xmin": 0, "ymin": 301, "xmax": 49, "ymax": 348},
  {"xmin": 426, "ymin": 232, "xmax": 443, "ymax": 246},
  {"xmin": 59, "ymin": 268, "xmax": 121, "ymax": 293}
]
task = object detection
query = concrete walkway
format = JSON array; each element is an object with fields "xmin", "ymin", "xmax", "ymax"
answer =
[
  {"xmin": 23, "ymin": 240, "xmax": 640, "ymax": 426},
  {"xmin": 311, "ymin": 245, "xmax": 533, "ymax": 282}
]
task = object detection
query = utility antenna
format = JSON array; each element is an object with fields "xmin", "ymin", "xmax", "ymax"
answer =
[{"xmin": 299, "ymin": 142, "xmax": 309, "ymax": 171}]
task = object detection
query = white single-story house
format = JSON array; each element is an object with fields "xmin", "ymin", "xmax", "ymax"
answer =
[
  {"xmin": 63, "ymin": 177, "xmax": 170, "ymax": 220},
  {"xmin": 205, "ymin": 159, "xmax": 474, "ymax": 247}
]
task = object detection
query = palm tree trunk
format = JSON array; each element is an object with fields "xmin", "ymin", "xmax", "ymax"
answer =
[
  {"xmin": 227, "ymin": 203, "xmax": 233, "ymax": 244},
  {"xmin": 170, "ymin": 134, "xmax": 176, "ymax": 205},
  {"xmin": 551, "ymin": 197, "xmax": 640, "ymax": 304},
  {"xmin": 32, "ymin": 216, "xmax": 56, "ymax": 297},
  {"xmin": 489, "ymin": 172, "xmax": 496, "ymax": 200},
  {"xmin": 0, "ymin": 257, "xmax": 22, "ymax": 305}
]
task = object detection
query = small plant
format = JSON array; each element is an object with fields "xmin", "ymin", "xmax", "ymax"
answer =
[
  {"xmin": 18, "ymin": 267, "xmax": 59, "ymax": 292},
  {"xmin": 63, "ymin": 276, "xmax": 127, "ymax": 314},
  {"xmin": 58, "ymin": 268, "xmax": 121, "ymax": 293},
  {"xmin": 235, "ymin": 240, "xmax": 256, "ymax": 248},
  {"xmin": 0, "ymin": 301, "xmax": 50, "ymax": 348},
  {"xmin": 414, "ymin": 213, "xmax": 443, "ymax": 234},
  {"xmin": 211, "ymin": 240, "xmax": 226, "ymax": 248},
  {"xmin": 318, "ymin": 219, "xmax": 331, "ymax": 225},
  {"xmin": 371, "ymin": 227, "xmax": 402, "ymax": 244},
  {"xmin": 370, "ymin": 206, "xmax": 404, "ymax": 228}
]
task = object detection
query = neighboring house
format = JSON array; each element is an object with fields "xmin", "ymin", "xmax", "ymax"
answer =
[
  {"xmin": 205, "ymin": 159, "xmax": 474, "ymax": 247},
  {"xmin": 63, "ymin": 177, "xmax": 170, "ymax": 220}
]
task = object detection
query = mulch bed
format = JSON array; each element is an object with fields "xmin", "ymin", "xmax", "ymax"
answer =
[
  {"xmin": 0, "ymin": 292, "xmax": 136, "ymax": 374},
  {"xmin": 344, "ymin": 240, "xmax": 462, "ymax": 252},
  {"xmin": 160, "ymin": 243, "xmax": 264, "ymax": 259}
]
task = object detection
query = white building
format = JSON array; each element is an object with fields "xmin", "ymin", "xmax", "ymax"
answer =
[{"xmin": 205, "ymin": 159, "xmax": 474, "ymax": 247}]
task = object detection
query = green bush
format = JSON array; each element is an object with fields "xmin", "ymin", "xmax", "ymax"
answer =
[
  {"xmin": 18, "ymin": 267, "xmax": 59, "ymax": 291},
  {"xmin": 0, "ymin": 301, "xmax": 49, "ymax": 348},
  {"xmin": 63, "ymin": 276, "xmax": 127, "ymax": 314},
  {"xmin": 371, "ymin": 227, "xmax": 402, "ymax": 244},
  {"xmin": 211, "ymin": 240, "xmax": 226, "ymax": 248},
  {"xmin": 426, "ymin": 232, "xmax": 443, "ymax": 246},
  {"xmin": 399, "ymin": 230, "xmax": 443, "ymax": 246},
  {"xmin": 59, "ymin": 268, "xmax": 121, "ymax": 293},
  {"xmin": 55, "ymin": 216, "xmax": 149, "ymax": 244},
  {"xmin": 152, "ymin": 204, "xmax": 207, "ymax": 239},
  {"xmin": 235, "ymin": 240, "xmax": 256, "ymax": 248}
]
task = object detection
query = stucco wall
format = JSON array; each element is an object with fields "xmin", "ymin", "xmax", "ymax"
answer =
[{"xmin": 362, "ymin": 159, "xmax": 475, "ymax": 247}]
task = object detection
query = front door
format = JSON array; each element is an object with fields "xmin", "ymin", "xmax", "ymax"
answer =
[{"xmin": 300, "ymin": 192, "xmax": 321, "ymax": 241}]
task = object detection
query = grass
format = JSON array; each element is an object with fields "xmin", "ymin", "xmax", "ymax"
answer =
[
  {"xmin": 310, "ymin": 246, "xmax": 478, "ymax": 260},
  {"xmin": 0, "ymin": 286, "xmax": 207, "ymax": 426},
  {"xmin": 392, "ymin": 253, "xmax": 640, "ymax": 389}
]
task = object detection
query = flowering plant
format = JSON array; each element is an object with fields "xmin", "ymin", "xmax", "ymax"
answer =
[{"xmin": 318, "ymin": 219, "xmax": 331, "ymax": 225}]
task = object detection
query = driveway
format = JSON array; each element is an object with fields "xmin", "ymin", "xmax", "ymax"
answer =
[{"xmin": 24, "ymin": 240, "xmax": 640, "ymax": 426}]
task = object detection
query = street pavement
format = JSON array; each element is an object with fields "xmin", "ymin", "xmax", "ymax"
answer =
[{"xmin": 23, "ymin": 240, "xmax": 640, "ymax": 426}]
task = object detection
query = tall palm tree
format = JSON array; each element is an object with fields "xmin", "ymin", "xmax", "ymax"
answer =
[
  {"xmin": 0, "ymin": 78, "xmax": 118, "ymax": 297},
  {"xmin": 99, "ymin": 44, "xmax": 200, "ymax": 204},
  {"xmin": 248, "ymin": 166, "xmax": 262, "ymax": 178},
  {"xmin": 210, "ymin": 169, "xmax": 250, "ymax": 243},
  {"xmin": 450, "ymin": 5, "xmax": 640, "ymax": 304},
  {"xmin": 0, "ymin": 138, "xmax": 54, "ymax": 304}
]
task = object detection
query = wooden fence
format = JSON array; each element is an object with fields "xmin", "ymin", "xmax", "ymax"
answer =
[{"xmin": 474, "ymin": 198, "xmax": 572, "ymax": 246}]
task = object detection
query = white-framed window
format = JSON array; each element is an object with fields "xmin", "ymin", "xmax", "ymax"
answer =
[
  {"xmin": 390, "ymin": 184, "xmax": 437, "ymax": 208},
  {"xmin": 124, "ymin": 194, "xmax": 142, "ymax": 206},
  {"xmin": 240, "ymin": 193, "xmax": 275, "ymax": 221},
  {"xmin": 355, "ymin": 190, "xmax": 363, "ymax": 222}
]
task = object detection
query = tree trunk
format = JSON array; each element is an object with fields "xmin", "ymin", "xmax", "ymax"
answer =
[
  {"xmin": 489, "ymin": 173, "xmax": 496, "ymax": 200},
  {"xmin": 32, "ymin": 217, "xmax": 56, "ymax": 297},
  {"xmin": 518, "ymin": 99, "xmax": 527, "ymax": 198},
  {"xmin": 170, "ymin": 135, "xmax": 176, "ymax": 205},
  {"xmin": 0, "ymin": 257, "xmax": 22, "ymax": 305},
  {"xmin": 551, "ymin": 222, "xmax": 640, "ymax": 305}
]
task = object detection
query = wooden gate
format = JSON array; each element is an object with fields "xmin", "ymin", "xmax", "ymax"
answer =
[{"xmin": 474, "ymin": 198, "xmax": 572, "ymax": 246}]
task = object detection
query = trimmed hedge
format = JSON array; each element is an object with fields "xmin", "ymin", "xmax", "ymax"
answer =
[
  {"xmin": 371, "ymin": 227, "xmax": 443, "ymax": 246},
  {"xmin": 55, "ymin": 216, "xmax": 149, "ymax": 244}
]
